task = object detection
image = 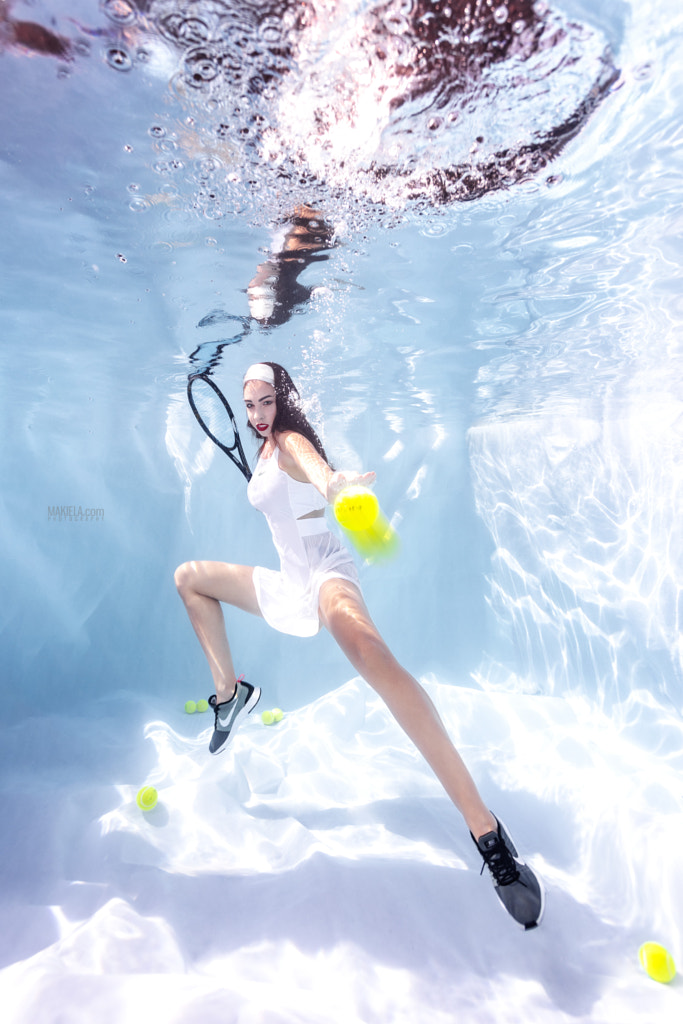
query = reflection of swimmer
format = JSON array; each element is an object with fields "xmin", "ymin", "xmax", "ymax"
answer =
[
  {"xmin": 0, "ymin": 1, "xmax": 72, "ymax": 59},
  {"xmin": 247, "ymin": 205, "xmax": 334, "ymax": 326},
  {"xmin": 187, "ymin": 206, "xmax": 332, "ymax": 371},
  {"xmin": 175, "ymin": 361, "xmax": 545, "ymax": 930}
]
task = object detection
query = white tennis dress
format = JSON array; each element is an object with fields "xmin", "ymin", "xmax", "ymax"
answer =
[{"xmin": 247, "ymin": 447, "xmax": 360, "ymax": 636}]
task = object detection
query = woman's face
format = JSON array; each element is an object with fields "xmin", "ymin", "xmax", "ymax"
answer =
[{"xmin": 244, "ymin": 379, "xmax": 277, "ymax": 439}]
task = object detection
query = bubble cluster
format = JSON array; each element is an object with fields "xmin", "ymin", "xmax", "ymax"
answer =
[{"xmin": 104, "ymin": 1, "xmax": 618, "ymax": 223}]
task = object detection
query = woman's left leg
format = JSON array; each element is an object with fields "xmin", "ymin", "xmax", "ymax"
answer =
[{"xmin": 318, "ymin": 578, "xmax": 496, "ymax": 840}]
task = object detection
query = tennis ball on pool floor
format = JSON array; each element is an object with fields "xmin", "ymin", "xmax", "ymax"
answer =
[
  {"xmin": 272, "ymin": 708, "xmax": 283, "ymax": 722},
  {"xmin": 639, "ymin": 942, "xmax": 676, "ymax": 983},
  {"xmin": 184, "ymin": 700, "xmax": 197, "ymax": 714},
  {"xmin": 196, "ymin": 699, "xmax": 209, "ymax": 712},
  {"xmin": 136, "ymin": 786, "xmax": 158, "ymax": 812},
  {"xmin": 334, "ymin": 487, "xmax": 379, "ymax": 532},
  {"xmin": 261, "ymin": 710, "xmax": 275, "ymax": 725}
]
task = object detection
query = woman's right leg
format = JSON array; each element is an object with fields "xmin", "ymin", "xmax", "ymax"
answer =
[
  {"xmin": 174, "ymin": 561, "xmax": 262, "ymax": 702},
  {"xmin": 319, "ymin": 578, "xmax": 495, "ymax": 839}
]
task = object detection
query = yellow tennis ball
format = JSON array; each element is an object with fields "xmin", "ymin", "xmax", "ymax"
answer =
[
  {"xmin": 639, "ymin": 942, "xmax": 676, "ymax": 983},
  {"xmin": 196, "ymin": 699, "xmax": 209, "ymax": 712},
  {"xmin": 334, "ymin": 488, "xmax": 379, "ymax": 532},
  {"xmin": 272, "ymin": 708, "xmax": 283, "ymax": 722},
  {"xmin": 136, "ymin": 786, "xmax": 158, "ymax": 812},
  {"xmin": 261, "ymin": 710, "xmax": 275, "ymax": 725},
  {"xmin": 184, "ymin": 700, "xmax": 197, "ymax": 714}
]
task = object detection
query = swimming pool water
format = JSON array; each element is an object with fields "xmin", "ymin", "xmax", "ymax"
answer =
[{"xmin": 1, "ymin": 1, "xmax": 682, "ymax": 1021}]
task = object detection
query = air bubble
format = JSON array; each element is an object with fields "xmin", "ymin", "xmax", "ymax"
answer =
[
  {"xmin": 512, "ymin": 19, "xmax": 525, "ymax": 34},
  {"xmin": 149, "ymin": 125, "xmax": 166, "ymax": 138},
  {"xmin": 200, "ymin": 158, "xmax": 220, "ymax": 174},
  {"xmin": 127, "ymin": 183, "xmax": 141, "ymax": 193},
  {"xmin": 159, "ymin": 14, "xmax": 210, "ymax": 46},
  {"xmin": 183, "ymin": 48, "xmax": 221, "ymax": 86},
  {"xmin": 421, "ymin": 222, "xmax": 448, "ymax": 237},
  {"xmin": 493, "ymin": 6, "xmax": 508, "ymax": 25},
  {"xmin": 106, "ymin": 47, "xmax": 132, "ymax": 72},
  {"xmin": 428, "ymin": 118, "xmax": 443, "ymax": 131},
  {"xmin": 129, "ymin": 198, "xmax": 148, "ymax": 212},
  {"xmin": 116, "ymin": 253, "xmax": 128, "ymax": 263},
  {"xmin": 258, "ymin": 18, "xmax": 282, "ymax": 45},
  {"xmin": 633, "ymin": 63, "xmax": 653, "ymax": 81},
  {"xmin": 102, "ymin": 0, "xmax": 137, "ymax": 26}
]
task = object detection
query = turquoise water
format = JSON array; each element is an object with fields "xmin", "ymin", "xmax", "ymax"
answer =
[{"xmin": 1, "ymin": 1, "xmax": 682, "ymax": 1021}]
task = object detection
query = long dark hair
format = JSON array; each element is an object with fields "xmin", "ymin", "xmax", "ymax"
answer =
[{"xmin": 245, "ymin": 362, "xmax": 330, "ymax": 464}]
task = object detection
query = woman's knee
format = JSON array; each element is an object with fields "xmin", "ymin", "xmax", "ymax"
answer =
[{"xmin": 174, "ymin": 561, "xmax": 194, "ymax": 598}]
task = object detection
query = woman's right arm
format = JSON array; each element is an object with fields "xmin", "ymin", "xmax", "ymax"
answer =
[{"xmin": 278, "ymin": 431, "xmax": 375, "ymax": 502}]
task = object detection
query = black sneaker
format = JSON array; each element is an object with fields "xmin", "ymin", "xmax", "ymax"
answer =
[
  {"xmin": 472, "ymin": 816, "xmax": 545, "ymax": 930},
  {"xmin": 207, "ymin": 678, "xmax": 261, "ymax": 755}
]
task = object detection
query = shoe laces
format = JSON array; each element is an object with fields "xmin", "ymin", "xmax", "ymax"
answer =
[{"xmin": 479, "ymin": 835, "xmax": 522, "ymax": 887}]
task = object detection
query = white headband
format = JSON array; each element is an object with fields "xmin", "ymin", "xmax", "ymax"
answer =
[{"xmin": 243, "ymin": 363, "xmax": 275, "ymax": 386}]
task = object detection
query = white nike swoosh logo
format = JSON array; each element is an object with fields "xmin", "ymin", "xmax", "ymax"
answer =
[{"xmin": 218, "ymin": 703, "xmax": 240, "ymax": 729}]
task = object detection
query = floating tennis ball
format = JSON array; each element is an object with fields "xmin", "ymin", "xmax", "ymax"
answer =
[
  {"xmin": 639, "ymin": 942, "xmax": 676, "ymax": 983},
  {"xmin": 196, "ymin": 699, "xmax": 209, "ymax": 712},
  {"xmin": 334, "ymin": 487, "xmax": 399, "ymax": 563},
  {"xmin": 136, "ymin": 786, "xmax": 158, "ymax": 812},
  {"xmin": 272, "ymin": 708, "xmax": 283, "ymax": 722},
  {"xmin": 334, "ymin": 487, "xmax": 379, "ymax": 532},
  {"xmin": 261, "ymin": 710, "xmax": 275, "ymax": 725}
]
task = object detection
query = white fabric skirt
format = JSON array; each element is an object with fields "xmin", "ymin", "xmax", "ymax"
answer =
[{"xmin": 252, "ymin": 529, "xmax": 360, "ymax": 637}]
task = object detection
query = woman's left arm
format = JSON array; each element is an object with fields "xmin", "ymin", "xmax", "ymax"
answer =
[{"xmin": 279, "ymin": 432, "xmax": 375, "ymax": 502}]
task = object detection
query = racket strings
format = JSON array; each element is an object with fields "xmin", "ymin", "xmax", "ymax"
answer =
[{"xmin": 187, "ymin": 373, "xmax": 252, "ymax": 482}]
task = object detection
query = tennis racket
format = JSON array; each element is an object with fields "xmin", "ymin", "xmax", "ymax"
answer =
[{"xmin": 187, "ymin": 372, "xmax": 252, "ymax": 482}]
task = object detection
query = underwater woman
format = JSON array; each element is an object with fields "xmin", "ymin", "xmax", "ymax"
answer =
[{"xmin": 175, "ymin": 361, "xmax": 544, "ymax": 930}]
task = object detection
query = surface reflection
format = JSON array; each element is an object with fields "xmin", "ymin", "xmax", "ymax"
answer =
[
  {"xmin": 247, "ymin": 204, "xmax": 334, "ymax": 325},
  {"xmin": 27, "ymin": 0, "xmax": 619, "ymax": 215},
  {"xmin": 0, "ymin": 1, "xmax": 72, "ymax": 59}
]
